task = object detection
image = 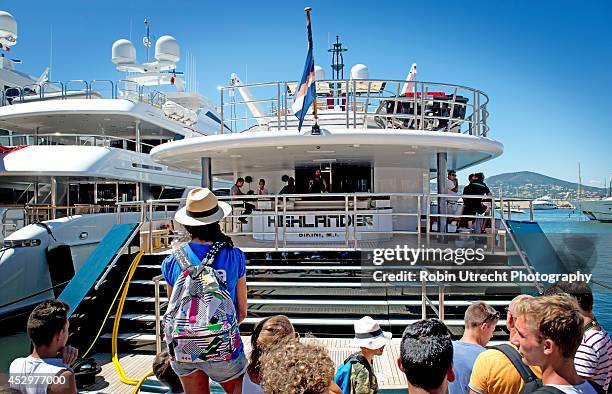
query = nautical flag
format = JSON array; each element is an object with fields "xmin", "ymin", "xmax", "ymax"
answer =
[
  {"xmin": 291, "ymin": 10, "xmax": 317, "ymax": 131},
  {"xmin": 401, "ymin": 63, "xmax": 417, "ymax": 95}
]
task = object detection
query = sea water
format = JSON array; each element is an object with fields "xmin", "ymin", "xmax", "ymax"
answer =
[
  {"xmin": 520, "ymin": 209, "xmax": 612, "ymax": 329},
  {"xmin": 0, "ymin": 209, "xmax": 610, "ymax": 375}
]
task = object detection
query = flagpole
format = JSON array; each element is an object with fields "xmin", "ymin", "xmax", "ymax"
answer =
[{"xmin": 305, "ymin": 7, "xmax": 320, "ymax": 134}]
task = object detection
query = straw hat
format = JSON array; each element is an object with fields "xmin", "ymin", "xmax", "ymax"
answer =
[
  {"xmin": 174, "ymin": 188, "xmax": 232, "ymax": 226},
  {"xmin": 353, "ymin": 316, "xmax": 392, "ymax": 350}
]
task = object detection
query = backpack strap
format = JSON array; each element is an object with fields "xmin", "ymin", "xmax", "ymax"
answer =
[
  {"xmin": 172, "ymin": 242, "xmax": 194, "ymax": 272},
  {"xmin": 172, "ymin": 241, "xmax": 228, "ymax": 281},
  {"xmin": 586, "ymin": 380, "xmax": 606, "ymax": 394},
  {"xmin": 193, "ymin": 241, "xmax": 227, "ymax": 277},
  {"xmin": 488, "ymin": 344, "xmax": 539, "ymax": 383}
]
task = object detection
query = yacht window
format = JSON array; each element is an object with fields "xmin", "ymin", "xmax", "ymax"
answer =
[{"xmin": 3, "ymin": 239, "xmax": 41, "ymax": 248}]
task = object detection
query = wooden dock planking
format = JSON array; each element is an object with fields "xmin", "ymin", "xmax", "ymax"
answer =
[{"xmin": 84, "ymin": 337, "xmax": 407, "ymax": 393}]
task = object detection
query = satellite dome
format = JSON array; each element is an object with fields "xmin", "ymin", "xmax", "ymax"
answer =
[
  {"xmin": 155, "ymin": 35, "xmax": 180, "ymax": 63},
  {"xmin": 0, "ymin": 11, "xmax": 17, "ymax": 47},
  {"xmin": 314, "ymin": 65, "xmax": 325, "ymax": 81},
  {"xmin": 350, "ymin": 64, "xmax": 369, "ymax": 79},
  {"xmin": 112, "ymin": 39, "xmax": 136, "ymax": 65}
]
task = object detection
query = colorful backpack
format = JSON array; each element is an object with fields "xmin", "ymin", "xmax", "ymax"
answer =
[{"xmin": 163, "ymin": 241, "xmax": 241, "ymax": 363}]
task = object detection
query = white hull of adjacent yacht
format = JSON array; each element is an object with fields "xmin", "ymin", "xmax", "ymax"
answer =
[
  {"xmin": 574, "ymin": 198, "xmax": 612, "ymax": 222},
  {"xmin": 0, "ymin": 145, "xmax": 199, "ymax": 185},
  {"xmin": 0, "ymin": 212, "xmax": 142, "ymax": 316}
]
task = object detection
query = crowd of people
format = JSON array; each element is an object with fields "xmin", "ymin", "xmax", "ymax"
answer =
[{"xmin": 4, "ymin": 188, "xmax": 611, "ymax": 394}]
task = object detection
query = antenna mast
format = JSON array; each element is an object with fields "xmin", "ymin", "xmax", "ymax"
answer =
[{"xmin": 328, "ymin": 35, "xmax": 347, "ymax": 80}]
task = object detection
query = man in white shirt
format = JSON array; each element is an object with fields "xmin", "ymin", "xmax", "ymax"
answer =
[
  {"xmin": 512, "ymin": 294, "xmax": 605, "ymax": 394},
  {"xmin": 545, "ymin": 281, "xmax": 612, "ymax": 391},
  {"xmin": 10, "ymin": 299, "xmax": 78, "ymax": 394}
]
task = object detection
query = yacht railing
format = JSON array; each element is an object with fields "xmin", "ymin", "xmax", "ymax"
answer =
[
  {"xmin": 128, "ymin": 192, "xmax": 536, "ymax": 253},
  {"xmin": 0, "ymin": 133, "xmax": 156, "ymax": 152},
  {"xmin": 0, "ymin": 79, "xmax": 168, "ymax": 108},
  {"xmin": 219, "ymin": 79, "xmax": 489, "ymax": 136}
]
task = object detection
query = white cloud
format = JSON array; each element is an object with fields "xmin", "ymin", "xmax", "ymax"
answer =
[{"xmin": 588, "ymin": 180, "xmax": 601, "ymax": 185}]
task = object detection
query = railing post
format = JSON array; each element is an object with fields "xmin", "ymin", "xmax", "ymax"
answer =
[
  {"xmin": 284, "ymin": 82, "xmax": 289, "ymax": 130},
  {"xmin": 149, "ymin": 200, "xmax": 154, "ymax": 253},
  {"xmin": 345, "ymin": 79, "xmax": 350, "ymax": 128},
  {"xmin": 220, "ymin": 88, "xmax": 224, "ymax": 134},
  {"xmin": 353, "ymin": 194, "xmax": 358, "ymax": 249},
  {"xmin": 153, "ymin": 275, "xmax": 162, "ymax": 354},
  {"xmin": 277, "ymin": 83, "xmax": 281, "ymax": 131},
  {"xmin": 529, "ymin": 201, "xmax": 534, "ymax": 222},
  {"xmin": 425, "ymin": 193, "xmax": 431, "ymax": 235},
  {"xmin": 345, "ymin": 195, "xmax": 349, "ymax": 247},
  {"xmin": 352, "ymin": 79, "xmax": 357, "ymax": 128},
  {"xmin": 417, "ymin": 195, "xmax": 422, "ymax": 235},
  {"xmin": 274, "ymin": 196, "xmax": 279, "ymax": 251},
  {"xmin": 421, "ymin": 279, "xmax": 427, "ymax": 319},
  {"xmin": 282, "ymin": 196, "xmax": 287, "ymax": 248}
]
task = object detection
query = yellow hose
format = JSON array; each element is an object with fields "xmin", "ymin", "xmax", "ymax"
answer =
[
  {"xmin": 131, "ymin": 370, "xmax": 154, "ymax": 394},
  {"xmin": 110, "ymin": 250, "xmax": 155, "ymax": 389},
  {"xmin": 80, "ymin": 253, "xmax": 140, "ymax": 359}
]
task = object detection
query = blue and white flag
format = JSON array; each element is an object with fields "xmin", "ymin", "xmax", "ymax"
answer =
[{"xmin": 291, "ymin": 11, "xmax": 317, "ymax": 131}]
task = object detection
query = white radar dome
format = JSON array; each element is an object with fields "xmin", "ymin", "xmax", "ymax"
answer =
[
  {"xmin": 314, "ymin": 65, "xmax": 325, "ymax": 81},
  {"xmin": 155, "ymin": 35, "xmax": 180, "ymax": 63},
  {"xmin": 0, "ymin": 11, "xmax": 17, "ymax": 47},
  {"xmin": 350, "ymin": 64, "xmax": 369, "ymax": 79},
  {"xmin": 112, "ymin": 39, "xmax": 136, "ymax": 65}
]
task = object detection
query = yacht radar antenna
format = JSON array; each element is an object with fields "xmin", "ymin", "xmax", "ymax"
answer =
[
  {"xmin": 327, "ymin": 35, "xmax": 347, "ymax": 80},
  {"xmin": 0, "ymin": 11, "xmax": 17, "ymax": 50}
]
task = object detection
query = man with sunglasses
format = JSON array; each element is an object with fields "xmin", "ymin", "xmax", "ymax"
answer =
[
  {"xmin": 449, "ymin": 302, "xmax": 499, "ymax": 394},
  {"xmin": 469, "ymin": 295, "xmax": 542, "ymax": 394}
]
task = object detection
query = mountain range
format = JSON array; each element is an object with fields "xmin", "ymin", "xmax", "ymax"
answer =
[{"xmin": 484, "ymin": 171, "xmax": 606, "ymax": 199}]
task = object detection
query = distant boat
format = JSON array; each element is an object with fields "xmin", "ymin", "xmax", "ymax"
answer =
[
  {"xmin": 573, "ymin": 197, "xmax": 612, "ymax": 222},
  {"xmin": 532, "ymin": 196, "xmax": 558, "ymax": 210}
]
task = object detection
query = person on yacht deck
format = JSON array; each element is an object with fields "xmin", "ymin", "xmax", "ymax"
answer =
[
  {"xmin": 279, "ymin": 177, "xmax": 296, "ymax": 194},
  {"xmin": 458, "ymin": 172, "xmax": 491, "ymax": 231},
  {"xmin": 308, "ymin": 169, "xmax": 328, "ymax": 193},
  {"xmin": 256, "ymin": 179, "xmax": 269, "ymax": 195},
  {"xmin": 447, "ymin": 170, "xmax": 462, "ymax": 225},
  {"xmin": 231, "ymin": 177, "xmax": 255, "ymax": 224}
]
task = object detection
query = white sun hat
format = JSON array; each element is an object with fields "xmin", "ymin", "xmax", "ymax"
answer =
[
  {"xmin": 174, "ymin": 188, "xmax": 232, "ymax": 226},
  {"xmin": 353, "ymin": 316, "xmax": 392, "ymax": 349}
]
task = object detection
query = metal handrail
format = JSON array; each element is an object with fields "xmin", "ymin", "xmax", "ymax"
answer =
[
  {"xmin": 133, "ymin": 192, "xmax": 541, "ymax": 253},
  {"xmin": 0, "ymin": 79, "xmax": 167, "ymax": 108},
  {"xmin": 219, "ymin": 79, "xmax": 489, "ymax": 135}
]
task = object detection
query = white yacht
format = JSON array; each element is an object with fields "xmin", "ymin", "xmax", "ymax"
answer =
[
  {"xmin": 574, "ymin": 197, "xmax": 612, "ymax": 222},
  {"xmin": 532, "ymin": 196, "xmax": 557, "ymax": 210},
  {"xmin": 0, "ymin": 12, "xmax": 229, "ymax": 316},
  {"xmin": 151, "ymin": 61, "xmax": 503, "ymax": 246}
]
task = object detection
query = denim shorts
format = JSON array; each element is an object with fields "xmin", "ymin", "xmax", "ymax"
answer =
[{"xmin": 170, "ymin": 352, "xmax": 248, "ymax": 383}]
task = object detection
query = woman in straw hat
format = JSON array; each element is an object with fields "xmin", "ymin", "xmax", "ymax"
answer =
[{"xmin": 161, "ymin": 187, "xmax": 247, "ymax": 393}]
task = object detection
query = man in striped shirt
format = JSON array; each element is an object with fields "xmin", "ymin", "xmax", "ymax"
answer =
[{"xmin": 546, "ymin": 281, "xmax": 612, "ymax": 391}]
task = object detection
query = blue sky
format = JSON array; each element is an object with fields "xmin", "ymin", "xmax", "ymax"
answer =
[{"xmin": 3, "ymin": 1, "xmax": 611, "ymax": 187}]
